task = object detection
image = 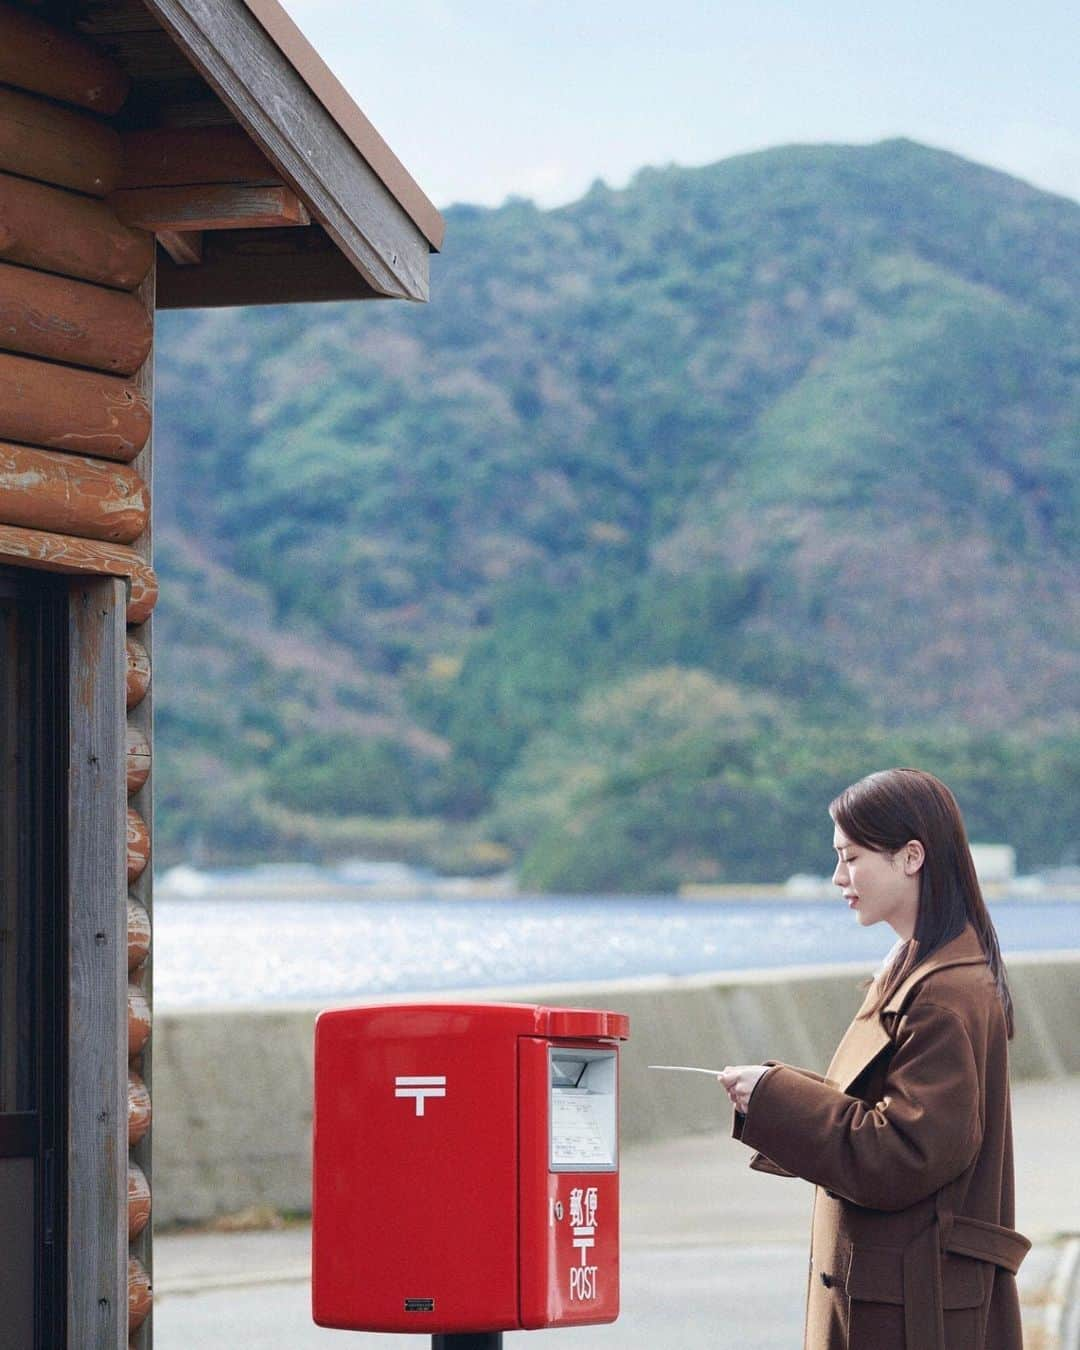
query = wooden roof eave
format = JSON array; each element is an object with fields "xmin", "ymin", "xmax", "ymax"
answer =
[{"xmin": 143, "ymin": 0, "xmax": 436, "ymax": 306}]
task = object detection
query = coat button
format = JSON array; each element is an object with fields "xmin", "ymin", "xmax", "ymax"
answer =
[{"xmin": 820, "ymin": 1272, "xmax": 835, "ymax": 1289}]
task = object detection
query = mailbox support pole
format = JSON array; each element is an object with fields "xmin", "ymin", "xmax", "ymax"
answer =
[{"xmin": 432, "ymin": 1337, "xmax": 503, "ymax": 1348}]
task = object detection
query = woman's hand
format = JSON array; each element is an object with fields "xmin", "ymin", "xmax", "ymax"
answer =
[{"xmin": 718, "ymin": 1064, "xmax": 771, "ymax": 1113}]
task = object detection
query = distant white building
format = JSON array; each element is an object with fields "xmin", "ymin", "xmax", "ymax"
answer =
[
  {"xmin": 970, "ymin": 844, "xmax": 1016, "ymax": 885},
  {"xmin": 784, "ymin": 873, "xmax": 834, "ymax": 898},
  {"xmin": 157, "ymin": 863, "xmax": 212, "ymax": 897}
]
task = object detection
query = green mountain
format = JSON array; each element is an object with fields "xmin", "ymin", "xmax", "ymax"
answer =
[{"xmin": 153, "ymin": 139, "xmax": 1080, "ymax": 886}]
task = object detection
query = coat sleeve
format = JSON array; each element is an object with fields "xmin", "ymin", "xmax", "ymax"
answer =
[
  {"xmin": 734, "ymin": 998, "xmax": 983, "ymax": 1210},
  {"xmin": 730, "ymin": 1061, "xmax": 825, "ymax": 1178}
]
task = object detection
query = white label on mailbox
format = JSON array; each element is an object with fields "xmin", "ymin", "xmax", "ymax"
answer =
[
  {"xmin": 569, "ymin": 1185, "xmax": 598, "ymax": 1262},
  {"xmin": 568, "ymin": 1187, "xmax": 600, "ymax": 1301},
  {"xmin": 551, "ymin": 1091, "xmax": 613, "ymax": 1167},
  {"xmin": 394, "ymin": 1075, "xmax": 446, "ymax": 1116}
]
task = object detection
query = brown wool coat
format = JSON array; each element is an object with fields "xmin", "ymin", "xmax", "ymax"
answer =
[{"xmin": 733, "ymin": 925, "xmax": 1030, "ymax": 1350}]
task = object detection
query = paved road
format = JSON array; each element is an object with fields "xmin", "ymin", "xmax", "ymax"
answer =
[
  {"xmin": 153, "ymin": 1077, "xmax": 1080, "ymax": 1348},
  {"xmin": 155, "ymin": 1243, "xmax": 811, "ymax": 1348}
]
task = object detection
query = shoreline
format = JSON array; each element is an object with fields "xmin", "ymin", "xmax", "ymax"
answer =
[
  {"xmin": 154, "ymin": 878, "xmax": 1080, "ymax": 903},
  {"xmin": 677, "ymin": 881, "xmax": 1080, "ymax": 902}
]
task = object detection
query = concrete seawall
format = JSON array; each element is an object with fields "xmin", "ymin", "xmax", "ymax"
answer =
[{"xmin": 152, "ymin": 950, "xmax": 1080, "ymax": 1225}]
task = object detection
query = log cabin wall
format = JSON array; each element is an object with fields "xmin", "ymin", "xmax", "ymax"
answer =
[
  {"xmin": 0, "ymin": 6, "xmax": 157, "ymax": 1345},
  {"xmin": 1, "ymin": 2, "xmax": 442, "ymax": 1344}
]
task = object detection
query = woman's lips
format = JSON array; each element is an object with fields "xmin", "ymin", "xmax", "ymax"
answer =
[{"xmin": 846, "ymin": 895, "xmax": 859, "ymax": 907}]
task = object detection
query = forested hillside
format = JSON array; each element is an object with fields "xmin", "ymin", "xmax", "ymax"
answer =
[{"xmin": 153, "ymin": 139, "xmax": 1080, "ymax": 886}]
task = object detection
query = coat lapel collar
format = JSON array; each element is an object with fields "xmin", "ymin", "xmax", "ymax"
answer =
[
  {"xmin": 826, "ymin": 926, "xmax": 986, "ymax": 1091},
  {"xmin": 880, "ymin": 924, "xmax": 986, "ymax": 1014},
  {"xmin": 825, "ymin": 980, "xmax": 892, "ymax": 1090}
]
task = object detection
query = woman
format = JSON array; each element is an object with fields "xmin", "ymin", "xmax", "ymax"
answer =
[{"xmin": 719, "ymin": 768, "xmax": 1029, "ymax": 1349}]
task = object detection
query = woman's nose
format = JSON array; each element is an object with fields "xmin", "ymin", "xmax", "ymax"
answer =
[{"xmin": 832, "ymin": 859, "xmax": 847, "ymax": 886}]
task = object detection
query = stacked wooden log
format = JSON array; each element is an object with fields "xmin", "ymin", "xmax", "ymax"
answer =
[
  {"xmin": 0, "ymin": 8, "xmax": 156, "ymax": 620},
  {"xmin": 0, "ymin": 6, "xmax": 156, "ymax": 1342}
]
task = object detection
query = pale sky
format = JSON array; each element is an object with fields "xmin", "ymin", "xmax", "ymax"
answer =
[{"xmin": 280, "ymin": 0, "xmax": 1080, "ymax": 212}]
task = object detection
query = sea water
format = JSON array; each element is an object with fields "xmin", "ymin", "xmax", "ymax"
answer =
[{"xmin": 153, "ymin": 894, "xmax": 1080, "ymax": 1009}]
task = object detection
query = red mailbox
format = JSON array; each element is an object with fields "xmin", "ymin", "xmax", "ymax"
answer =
[{"xmin": 312, "ymin": 1002, "xmax": 630, "ymax": 1336}]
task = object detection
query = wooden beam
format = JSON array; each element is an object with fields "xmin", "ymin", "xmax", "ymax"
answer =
[
  {"xmin": 119, "ymin": 125, "xmax": 279, "ymax": 189},
  {"xmin": 144, "ymin": 0, "xmax": 430, "ymax": 300},
  {"xmin": 0, "ymin": 172, "xmax": 154, "ymax": 292},
  {"xmin": 0, "ymin": 261, "xmax": 152, "ymax": 376},
  {"xmin": 228, "ymin": 0, "xmax": 444, "ymax": 250},
  {"xmin": 157, "ymin": 223, "xmax": 381, "ymax": 308},
  {"xmin": 0, "ymin": 525, "xmax": 158, "ymax": 623},
  {"xmin": 66, "ymin": 576, "xmax": 127, "ymax": 1350},
  {"xmin": 0, "ymin": 2, "xmax": 130, "ymax": 116},
  {"xmin": 0, "ymin": 443, "xmax": 148, "ymax": 544},
  {"xmin": 110, "ymin": 183, "xmax": 309, "ymax": 233},
  {"xmin": 156, "ymin": 230, "xmax": 203, "ymax": 266},
  {"xmin": 75, "ymin": 0, "xmax": 444, "ymax": 249},
  {"xmin": 0, "ymin": 85, "xmax": 122, "ymax": 198},
  {"xmin": 0, "ymin": 350, "xmax": 150, "ymax": 463}
]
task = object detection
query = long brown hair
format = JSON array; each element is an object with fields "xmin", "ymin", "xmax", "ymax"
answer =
[{"xmin": 830, "ymin": 768, "xmax": 1014, "ymax": 1037}]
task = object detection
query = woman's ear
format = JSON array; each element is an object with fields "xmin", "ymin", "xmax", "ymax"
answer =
[{"xmin": 903, "ymin": 839, "xmax": 925, "ymax": 875}]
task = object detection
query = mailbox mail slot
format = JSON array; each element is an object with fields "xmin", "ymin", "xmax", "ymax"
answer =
[{"xmin": 312, "ymin": 1002, "xmax": 630, "ymax": 1335}]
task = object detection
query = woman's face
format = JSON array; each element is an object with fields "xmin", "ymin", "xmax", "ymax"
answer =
[{"xmin": 832, "ymin": 824, "xmax": 922, "ymax": 939}]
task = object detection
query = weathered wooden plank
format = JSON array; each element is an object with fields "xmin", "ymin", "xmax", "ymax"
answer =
[
  {"xmin": 67, "ymin": 576, "xmax": 127, "ymax": 1350},
  {"xmin": 0, "ymin": 525, "xmax": 158, "ymax": 623},
  {"xmin": 0, "ymin": 2, "xmax": 130, "ymax": 114},
  {"xmin": 231, "ymin": 0, "xmax": 444, "ymax": 249},
  {"xmin": 126, "ymin": 808, "xmax": 149, "ymax": 884},
  {"xmin": 144, "ymin": 0, "xmax": 430, "ymax": 300},
  {"xmin": 119, "ymin": 125, "xmax": 278, "ymax": 188},
  {"xmin": 0, "ymin": 261, "xmax": 152, "ymax": 375},
  {"xmin": 126, "ymin": 724, "xmax": 150, "ymax": 795},
  {"xmin": 156, "ymin": 230, "xmax": 203, "ymax": 265},
  {"xmin": 125, "ymin": 636, "xmax": 150, "ymax": 708},
  {"xmin": 0, "ymin": 85, "xmax": 122, "ymax": 197},
  {"xmin": 0, "ymin": 349, "xmax": 150, "ymax": 462},
  {"xmin": 0, "ymin": 172, "xmax": 155, "ymax": 291},
  {"xmin": 0, "ymin": 442, "xmax": 148, "ymax": 543},
  {"xmin": 111, "ymin": 182, "xmax": 309, "ymax": 232}
]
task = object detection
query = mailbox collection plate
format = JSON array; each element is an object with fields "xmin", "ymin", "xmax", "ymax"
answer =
[{"xmin": 548, "ymin": 1047, "xmax": 618, "ymax": 1172}]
